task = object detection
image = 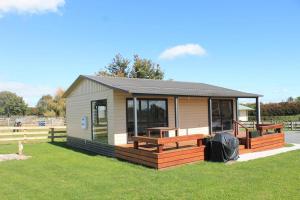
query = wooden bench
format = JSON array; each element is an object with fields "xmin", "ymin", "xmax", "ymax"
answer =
[
  {"xmin": 256, "ymin": 124, "xmax": 284, "ymax": 136},
  {"xmin": 132, "ymin": 134, "xmax": 205, "ymax": 153}
]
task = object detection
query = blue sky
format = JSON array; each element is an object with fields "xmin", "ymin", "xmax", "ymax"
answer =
[{"xmin": 0, "ymin": 0, "xmax": 300, "ymax": 106}]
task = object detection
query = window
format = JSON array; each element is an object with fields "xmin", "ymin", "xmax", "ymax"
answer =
[
  {"xmin": 212, "ymin": 99, "xmax": 233, "ymax": 132},
  {"xmin": 126, "ymin": 99, "xmax": 168, "ymax": 139},
  {"xmin": 91, "ymin": 99, "xmax": 108, "ymax": 143}
]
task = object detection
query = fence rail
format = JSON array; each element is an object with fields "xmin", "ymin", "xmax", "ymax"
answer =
[
  {"xmin": 0, "ymin": 116, "xmax": 65, "ymax": 127},
  {"xmin": 0, "ymin": 126, "xmax": 66, "ymax": 143},
  {"xmin": 240, "ymin": 121, "xmax": 300, "ymax": 131}
]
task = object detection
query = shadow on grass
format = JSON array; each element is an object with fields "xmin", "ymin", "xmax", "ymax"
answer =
[{"xmin": 48, "ymin": 141, "xmax": 99, "ymax": 157}]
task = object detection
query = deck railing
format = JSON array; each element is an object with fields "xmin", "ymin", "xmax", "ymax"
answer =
[
  {"xmin": 256, "ymin": 124, "xmax": 284, "ymax": 135},
  {"xmin": 132, "ymin": 134, "xmax": 204, "ymax": 153},
  {"xmin": 233, "ymin": 120, "xmax": 250, "ymax": 148},
  {"xmin": 233, "ymin": 121, "xmax": 285, "ymax": 149}
]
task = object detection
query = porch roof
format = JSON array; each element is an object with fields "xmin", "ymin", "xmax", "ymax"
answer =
[{"xmin": 64, "ymin": 75, "xmax": 262, "ymax": 98}]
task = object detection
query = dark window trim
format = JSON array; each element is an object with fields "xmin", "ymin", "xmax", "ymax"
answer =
[
  {"xmin": 126, "ymin": 98, "xmax": 169, "ymax": 139},
  {"xmin": 91, "ymin": 99, "xmax": 108, "ymax": 143}
]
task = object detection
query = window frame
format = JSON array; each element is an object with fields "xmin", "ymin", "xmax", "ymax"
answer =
[
  {"xmin": 126, "ymin": 98, "xmax": 169, "ymax": 137},
  {"xmin": 211, "ymin": 99, "xmax": 234, "ymax": 133},
  {"xmin": 91, "ymin": 99, "xmax": 108, "ymax": 143}
]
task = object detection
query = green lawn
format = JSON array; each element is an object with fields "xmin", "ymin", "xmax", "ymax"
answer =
[{"xmin": 0, "ymin": 142, "xmax": 300, "ymax": 200}]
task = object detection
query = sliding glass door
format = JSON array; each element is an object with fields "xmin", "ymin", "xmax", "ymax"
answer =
[
  {"xmin": 212, "ymin": 99, "xmax": 233, "ymax": 132},
  {"xmin": 91, "ymin": 99, "xmax": 108, "ymax": 143}
]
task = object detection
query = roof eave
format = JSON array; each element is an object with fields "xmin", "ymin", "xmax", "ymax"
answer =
[{"xmin": 131, "ymin": 92, "xmax": 262, "ymax": 98}]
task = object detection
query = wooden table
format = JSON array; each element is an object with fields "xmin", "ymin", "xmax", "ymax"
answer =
[{"xmin": 147, "ymin": 127, "xmax": 179, "ymax": 138}]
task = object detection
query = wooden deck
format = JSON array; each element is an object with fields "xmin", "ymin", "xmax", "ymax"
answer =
[
  {"xmin": 115, "ymin": 140, "xmax": 205, "ymax": 169},
  {"xmin": 115, "ymin": 132, "xmax": 285, "ymax": 169}
]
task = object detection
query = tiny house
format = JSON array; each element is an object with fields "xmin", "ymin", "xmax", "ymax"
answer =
[{"xmin": 63, "ymin": 75, "xmax": 262, "ymax": 157}]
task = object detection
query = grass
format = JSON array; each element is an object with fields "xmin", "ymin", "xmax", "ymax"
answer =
[
  {"xmin": 0, "ymin": 142, "xmax": 300, "ymax": 200},
  {"xmin": 285, "ymin": 143, "xmax": 295, "ymax": 147}
]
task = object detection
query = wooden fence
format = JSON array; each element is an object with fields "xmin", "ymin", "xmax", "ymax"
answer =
[
  {"xmin": 240, "ymin": 121, "xmax": 300, "ymax": 131},
  {"xmin": 0, "ymin": 116, "xmax": 66, "ymax": 127},
  {"xmin": 0, "ymin": 126, "xmax": 66, "ymax": 144}
]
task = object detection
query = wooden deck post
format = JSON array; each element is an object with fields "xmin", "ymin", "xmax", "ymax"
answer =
[
  {"xmin": 197, "ymin": 139, "xmax": 202, "ymax": 147},
  {"xmin": 133, "ymin": 96, "xmax": 138, "ymax": 137},
  {"xmin": 235, "ymin": 98, "xmax": 239, "ymax": 136},
  {"xmin": 256, "ymin": 97, "xmax": 261, "ymax": 124},
  {"xmin": 133, "ymin": 141, "xmax": 139, "ymax": 149},
  {"xmin": 157, "ymin": 144, "xmax": 164, "ymax": 153},
  {"xmin": 174, "ymin": 96, "xmax": 179, "ymax": 130},
  {"xmin": 208, "ymin": 97, "xmax": 213, "ymax": 135},
  {"xmin": 174, "ymin": 96, "xmax": 179, "ymax": 148}
]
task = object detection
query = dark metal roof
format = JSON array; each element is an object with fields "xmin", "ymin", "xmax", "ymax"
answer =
[{"xmin": 64, "ymin": 75, "xmax": 262, "ymax": 98}]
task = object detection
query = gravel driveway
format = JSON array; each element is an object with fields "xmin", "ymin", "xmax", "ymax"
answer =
[{"xmin": 285, "ymin": 131, "xmax": 300, "ymax": 144}]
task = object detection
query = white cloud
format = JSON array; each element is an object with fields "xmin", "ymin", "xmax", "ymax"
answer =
[
  {"xmin": 0, "ymin": 81, "xmax": 57, "ymax": 106},
  {"xmin": 159, "ymin": 44, "xmax": 207, "ymax": 60},
  {"xmin": 0, "ymin": 0, "xmax": 65, "ymax": 15}
]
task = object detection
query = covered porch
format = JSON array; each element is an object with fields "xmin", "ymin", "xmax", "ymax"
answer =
[{"xmin": 126, "ymin": 94, "xmax": 262, "ymax": 141}]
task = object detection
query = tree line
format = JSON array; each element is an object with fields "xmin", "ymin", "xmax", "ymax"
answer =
[
  {"xmin": 0, "ymin": 89, "xmax": 66, "ymax": 117},
  {"xmin": 0, "ymin": 54, "xmax": 164, "ymax": 117},
  {"xmin": 247, "ymin": 97, "xmax": 300, "ymax": 117}
]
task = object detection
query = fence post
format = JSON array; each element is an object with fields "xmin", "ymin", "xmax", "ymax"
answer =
[
  {"xmin": 291, "ymin": 122, "xmax": 294, "ymax": 131},
  {"xmin": 18, "ymin": 141, "xmax": 24, "ymax": 155},
  {"xmin": 253, "ymin": 121, "xmax": 255, "ymax": 129},
  {"xmin": 50, "ymin": 128, "xmax": 54, "ymax": 142}
]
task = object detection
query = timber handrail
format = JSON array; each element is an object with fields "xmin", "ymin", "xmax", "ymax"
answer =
[
  {"xmin": 233, "ymin": 120, "xmax": 250, "ymax": 149},
  {"xmin": 233, "ymin": 120, "xmax": 249, "ymax": 132},
  {"xmin": 132, "ymin": 134, "xmax": 205, "ymax": 153}
]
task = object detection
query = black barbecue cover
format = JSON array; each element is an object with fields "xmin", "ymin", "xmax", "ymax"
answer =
[{"xmin": 206, "ymin": 132, "xmax": 239, "ymax": 162}]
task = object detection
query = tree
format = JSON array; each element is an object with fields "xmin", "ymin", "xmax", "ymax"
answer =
[
  {"xmin": 287, "ymin": 97, "xmax": 294, "ymax": 103},
  {"xmin": 36, "ymin": 88, "xmax": 66, "ymax": 117},
  {"xmin": 26, "ymin": 107, "xmax": 38, "ymax": 115},
  {"xmin": 97, "ymin": 53, "xmax": 130, "ymax": 77},
  {"xmin": 36, "ymin": 95, "xmax": 55, "ymax": 116},
  {"xmin": 97, "ymin": 54, "xmax": 164, "ymax": 79},
  {"xmin": 247, "ymin": 101, "xmax": 300, "ymax": 117},
  {"xmin": 0, "ymin": 91, "xmax": 27, "ymax": 116},
  {"xmin": 295, "ymin": 97, "xmax": 300, "ymax": 102},
  {"xmin": 52, "ymin": 88, "xmax": 66, "ymax": 117},
  {"xmin": 129, "ymin": 55, "xmax": 164, "ymax": 79}
]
